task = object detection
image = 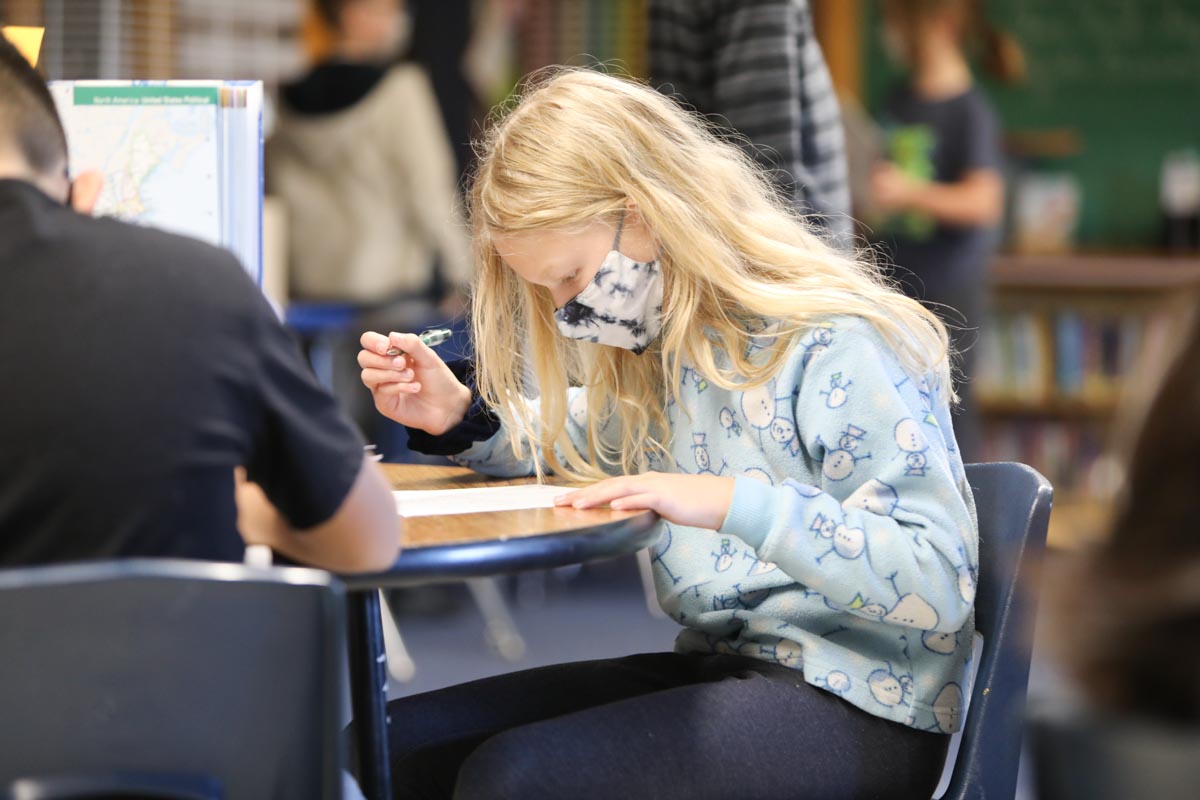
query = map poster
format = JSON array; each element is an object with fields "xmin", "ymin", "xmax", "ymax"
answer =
[
  {"xmin": 47, "ymin": 80, "xmax": 262, "ymax": 283},
  {"xmin": 49, "ymin": 83, "xmax": 222, "ymax": 247}
]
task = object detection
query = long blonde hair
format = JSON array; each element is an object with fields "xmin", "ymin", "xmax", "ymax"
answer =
[{"xmin": 469, "ymin": 68, "xmax": 953, "ymax": 481}]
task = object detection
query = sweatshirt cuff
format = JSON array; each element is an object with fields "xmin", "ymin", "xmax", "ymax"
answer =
[
  {"xmin": 403, "ymin": 359, "xmax": 501, "ymax": 456},
  {"xmin": 719, "ymin": 476, "xmax": 788, "ymax": 551}
]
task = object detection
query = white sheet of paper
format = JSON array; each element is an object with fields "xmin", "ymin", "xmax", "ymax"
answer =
[{"xmin": 393, "ymin": 484, "xmax": 569, "ymax": 517}]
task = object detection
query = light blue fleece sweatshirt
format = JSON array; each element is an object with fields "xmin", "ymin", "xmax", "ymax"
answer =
[{"xmin": 450, "ymin": 316, "xmax": 979, "ymax": 733}]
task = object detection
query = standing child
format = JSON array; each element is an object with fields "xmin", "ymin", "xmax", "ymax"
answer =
[
  {"xmin": 270, "ymin": 0, "xmax": 471, "ymax": 308},
  {"xmin": 359, "ymin": 68, "xmax": 978, "ymax": 800},
  {"xmin": 870, "ymin": 0, "xmax": 1023, "ymax": 462},
  {"xmin": 269, "ymin": 0, "xmax": 472, "ymax": 454}
]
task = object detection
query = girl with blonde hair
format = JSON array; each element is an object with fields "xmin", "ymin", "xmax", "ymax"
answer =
[{"xmin": 359, "ymin": 68, "xmax": 978, "ymax": 799}]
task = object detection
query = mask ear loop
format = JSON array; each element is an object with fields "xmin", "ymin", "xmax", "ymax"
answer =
[{"xmin": 612, "ymin": 209, "xmax": 626, "ymax": 250}]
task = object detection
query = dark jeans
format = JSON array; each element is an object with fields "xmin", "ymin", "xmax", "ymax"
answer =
[{"xmin": 380, "ymin": 652, "xmax": 949, "ymax": 800}]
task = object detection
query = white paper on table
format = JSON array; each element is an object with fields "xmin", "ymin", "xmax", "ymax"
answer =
[{"xmin": 392, "ymin": 484, "xmax": 569, "ymax": 517}]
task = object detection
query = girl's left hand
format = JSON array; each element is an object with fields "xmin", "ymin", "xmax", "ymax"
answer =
[{"xmin": 555, "ymin": 472, "xmax": 736, "ymax": 531}]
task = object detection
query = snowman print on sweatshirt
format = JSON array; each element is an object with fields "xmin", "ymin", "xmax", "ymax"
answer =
[
  {"xmin": 928, "ymin": 682, "xmax": 965, "ymax": 732},
  {"xmin": 802, "ymin": 323, "xmax": 835, "ymax": 367},
  {"xmin": 689, "ymin": 432, "xmax": 728, "ymax": 476},
  {"xmin": 819, "ymin": 372, "xmax": 852, "ymax": 409},
  {"xmin": 810, "ymin": 512, "xmax": 866, "ymax": 564},
  {"xmin": 869, "ymin": 663, "xmax": 915, "ymax": 709},
  {"xmin": 817, "ymin": 670, "xmax": 853, "ymax": 695},
  {"xmin": 740, "ymin": 379, "xmax": 802, "ymax": 457},
  {"xmin": 718, "ymin": 406, "xmax": 743, "ymax": 438},
  {"xmin": 816, "ymin": 424, "xmax": 873, "ymax": 482},
  {"xmin": 894, "ymin": 418, "xmax": 931, "ymax": 477}
]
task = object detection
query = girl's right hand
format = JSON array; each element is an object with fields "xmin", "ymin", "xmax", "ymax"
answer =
[{"xmin": 358, "ymin": 331, "xmax": 472, "ymax": 435}]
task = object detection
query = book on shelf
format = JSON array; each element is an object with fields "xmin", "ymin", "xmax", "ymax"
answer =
[
  {"xmin": 981, "ymin": 420, "xmax": 1115, "ymax": 500},
  {"xmin": 979, "ymin": 307, "xmax": 1163, "ymax": 408},
  {"xmin": 517, "ymin": 0, "xmax": 647, "ymax": 75},
  {"xmin": 977, "ymin": 311, "xmax": 1052, "ymax": 404},
  {"xmin": 982, "ymin": 252, "xmax": 1200, "ymax": 545}
]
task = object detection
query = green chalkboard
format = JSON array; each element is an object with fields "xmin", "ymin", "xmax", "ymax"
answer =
[{"xmin": 863, "ymin": 0, "xmax": 1200, "ymax": 248}]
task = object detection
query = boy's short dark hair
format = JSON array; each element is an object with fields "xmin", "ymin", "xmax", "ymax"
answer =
[{"xmin": 0, "ymin": 33, "xmax": 68, "ymax": 177}]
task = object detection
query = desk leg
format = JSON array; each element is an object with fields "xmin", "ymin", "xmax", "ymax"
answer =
[{"xmin": 347, "ymin": 590, "xmax": 393, "ymax": 800}]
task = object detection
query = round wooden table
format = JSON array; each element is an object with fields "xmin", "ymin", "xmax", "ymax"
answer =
[
  {"xmin": 343, "ymin": 464, "xmax": 661, "ymax": 800},
  {"xmin": 341, "ymin": 464, "xmax": 660, "ymax": 589}
]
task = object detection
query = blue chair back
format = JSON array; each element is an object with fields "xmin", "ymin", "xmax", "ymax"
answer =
[
  {"xmin": 284, "ymin": 302, "xmax": 363, "ymax": 337},
  {"xmin": 942, "ymin": 462, "xmax": 1052, "ymax": 799},
  {"xmin": 0, "ymin": 559, "xmax": 347, "ymax": 800}
]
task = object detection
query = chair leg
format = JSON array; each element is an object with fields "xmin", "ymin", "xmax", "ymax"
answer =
[
  {"xmin": 466, "ymin": 578, "xmax": 526, "ymax": 661},
  {"xmin": 346, "ymin": 591, "xmax": 394, "ymax": 800},
  {"xmin": 377, "ymin": 590, "xmax": 417, "ymax": 683},
  {"xmin": 636, "ymin": 548, "xmax": 666, "ymax": 618}
]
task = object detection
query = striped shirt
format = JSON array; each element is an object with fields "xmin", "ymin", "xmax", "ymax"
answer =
[{"xmin": 649, "ymin": 0, "xmax": 851, "ymax": 241}]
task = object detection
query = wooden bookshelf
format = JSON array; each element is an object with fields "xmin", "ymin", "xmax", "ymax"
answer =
[
  {"xmin": 981, "ymin": 252, "xmax": 1200, "ymax": 549},
  {"xmin": 978, "ymin": 396, "xmax": 1119, "ymax": 418},
  {"xmin": 991, "ymin": 252, "xmax": 1200, "ymax": 292}
]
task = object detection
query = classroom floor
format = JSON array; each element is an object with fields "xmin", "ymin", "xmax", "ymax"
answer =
[
  {"xmin": 375, "ymin": 554, "xmax": 1046, "ymax": 799},
  {"xmin": 380, "ymin": 555, "xmax": 678, "ymax": 697}
]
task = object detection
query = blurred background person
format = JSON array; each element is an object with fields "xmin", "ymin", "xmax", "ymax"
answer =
[
  {"xmin": 268, "ymin": 0, "xmax": 472, "ymax": 456},
  {"xmin": 648, "ymin": 0, "xmax": 852, "ymax": 244},
  {"xmin": 868, "ymin": 0, "xmax": 1023, "ymax": 463},
  {"xmin": 406, "ymin": 0, "xmax": 476, "ymax": 185},
  {"xmin": 1064, "ymin": 305, "xmax": 1200, "ymax": 722},
  {"xmin": 1033, "ymin": 301, "xmax": 1200, "ymax": 798}
]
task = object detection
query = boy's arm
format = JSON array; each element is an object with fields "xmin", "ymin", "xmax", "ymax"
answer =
[{"xmin": 237, "ymin": 456, "xmax": 400, "ymax": 573}]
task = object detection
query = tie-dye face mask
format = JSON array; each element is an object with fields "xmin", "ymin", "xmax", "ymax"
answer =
[{"xmin": 553, "ymin": 215, "xmax": 663, "ymax": 354}]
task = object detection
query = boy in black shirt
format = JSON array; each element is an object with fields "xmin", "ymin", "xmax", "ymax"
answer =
[{"xmin": 0, "ymin": 36, "xmax": 399, "ymax": 571}]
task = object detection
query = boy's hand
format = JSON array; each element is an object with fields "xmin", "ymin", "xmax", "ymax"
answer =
[{"xmin": 69, "ymin": 170, "xmax": 104, "ymax": 215}]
